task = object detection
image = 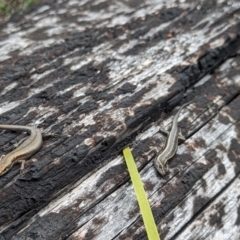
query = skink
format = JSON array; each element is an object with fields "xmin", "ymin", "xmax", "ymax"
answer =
[
  {"xmin": 0, "ymin": 125, "xmax": 42, "ymax": 176},
  {"xmin": 154, "ymin": 102, "xmax": 191, "ymax": 175}
]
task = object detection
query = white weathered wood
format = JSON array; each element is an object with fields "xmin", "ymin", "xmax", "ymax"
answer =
[
  {"xmin": 16, "ymin": 96, "xmax": 240, "ymax": 238},
  {"xmin": 0, "ymin": 0, "xmax": 240, "ymax": 239},
  {"xmin": 67, "ymin": 99, "xmax": 240, "ymax": 239},
  {"xmin": 177, "ymin": 177, "xmax": 240, "ymax": 240}
]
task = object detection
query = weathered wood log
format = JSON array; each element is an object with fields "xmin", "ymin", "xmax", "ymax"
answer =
[{"xmin": 0, "ymin": 0, "xmax": 240, "ymax": 239}]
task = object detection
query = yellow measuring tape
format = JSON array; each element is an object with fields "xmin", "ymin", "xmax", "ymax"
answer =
[{"xmin": 123, "ymin": 147, "xmax": 160, "ymax": 240}]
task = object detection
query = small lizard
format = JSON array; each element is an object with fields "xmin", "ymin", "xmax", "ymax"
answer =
[
  {"xmin": 0, "ymin": 124, "xmax": 43, "ymax": 176},
  {"xmin": 154, "ymin": 102, "xmax": 191, "ymax": 175}
]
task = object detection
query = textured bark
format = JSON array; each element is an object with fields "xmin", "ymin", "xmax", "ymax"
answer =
[{"xmin": 0, "ymin": 0, "xmax": 240, "ymax": 239}]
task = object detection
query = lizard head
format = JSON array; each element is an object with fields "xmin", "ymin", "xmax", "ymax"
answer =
[
  {"xmin": 0, "ymin": 155, "xmax": 14, "ymax": 176},
  {"xmin": 153, "ymin": 159, "xmax": 168, "ymax": 176}
]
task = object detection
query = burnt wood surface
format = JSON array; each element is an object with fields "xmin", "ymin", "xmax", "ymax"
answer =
[{"xmin": 0, "ymin": 0, "xmax": 240, "ymax": 239}]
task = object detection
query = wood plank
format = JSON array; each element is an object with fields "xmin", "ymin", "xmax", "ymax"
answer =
[
  {"xmin": 176, "ymin": 176, "xmax": 240, "ymax": 240},
  {"xmin": 0, "ymin": 0, "xmax": 240, "ymax": 239},
  {"xmin": 12, "ymin": 68, "xmax": 240, "ymax": 238},
  {"xmin": 67, "ymin": 97, "xmax": 240, "ymax": 240}
]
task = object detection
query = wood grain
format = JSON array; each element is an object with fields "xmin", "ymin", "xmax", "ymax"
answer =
[{"xmin": 0, "ymin": 0, "xmax": 240, "ymax": 239}]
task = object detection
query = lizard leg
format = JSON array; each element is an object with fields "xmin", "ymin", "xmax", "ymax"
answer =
[
  {"xmin": 32, "ymin": 122, "xmax": 58, "ymax": 138},
  {"xmin": 158, "ymin": 127, "xmax": 169, "ymax": 136},
  {"xmin": 150, "ymin": 148, "xmax": 158, "ymax": 157},
  {"xmin": 159, "ymin": 127, "xmax": 185, "ymax": 141},
  {"xmin": 178, "ymin": 129, "xmax": 185, "ymax": 141},
  {"xmin": 16, "ymin": 159, "xmax": 26, "ymax": 174},
  {"xmin": 42, "ymin": 132, "xmax": 58, "ymax": 138},
  {"xmin": 13, "ymin": 136, "xmax": 28, "ymax": 148}
]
